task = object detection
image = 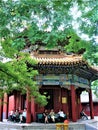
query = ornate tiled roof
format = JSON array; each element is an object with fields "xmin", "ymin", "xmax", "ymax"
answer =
[
  {"xmin": 30, "ymin": 50, "xmax": 98, "ymax": 81},
  {"xmin": 30, "ymin": 52, "xmax": 86, "ymax": 65}
]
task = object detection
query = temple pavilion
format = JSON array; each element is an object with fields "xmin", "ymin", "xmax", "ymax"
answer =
[{"xmin": 1, "ymin": 45, "xmax": 98, "ymax": 123}]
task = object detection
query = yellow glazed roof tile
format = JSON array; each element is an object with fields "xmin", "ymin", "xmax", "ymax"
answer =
[{"xmin": 30, "ymin": 52, "xmax": 85, "ymax": 65}]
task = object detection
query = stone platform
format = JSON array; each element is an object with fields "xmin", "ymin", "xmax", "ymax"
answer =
[{"xmin": 0, "ymin": 119, "xmax": 98, "ymax": 130}]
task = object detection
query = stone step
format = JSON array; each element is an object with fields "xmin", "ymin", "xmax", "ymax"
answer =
[{"xmin": 0, "ymin": 119, "xmax": 98, "ymax": 130}]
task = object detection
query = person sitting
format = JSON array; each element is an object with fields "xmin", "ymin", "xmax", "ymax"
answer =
[
  {"xmin": 8, "ymin": 110, "xmax": 15, "ymax": 121},
  {"xmin": 14, "ymin": 109, "xmax": 20, "ymax": 122},
  {"xmin": 18, "ymin": 107, "xmax": 23, "ymax": 115},
  {"xmin": 43, "ymin": 109, "xmax": 49, "ymax": 123},
  {"xmin": 49, "ymin": 109, "xmax": 55, "ymax": 123},
  {"xmin": 20, "ymin": 108, "xmax": 27, "ymax": 123},
  {"xmin": 80, "ymin": 108, "xmax": 88, "ymax": 120},
  {"xmin": 58, "ymin": 109, "xmax": 66, "ymax": 122}
]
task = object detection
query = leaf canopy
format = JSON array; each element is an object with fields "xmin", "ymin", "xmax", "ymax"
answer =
[{"xmin": 0, "ymin": 0, "xmax": 98, "ymax": 103}]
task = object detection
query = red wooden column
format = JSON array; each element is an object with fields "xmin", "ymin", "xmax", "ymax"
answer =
[
  {"xmin": 89, "ymin": 89, "xmax": 94, "ymax": 119},
  {"xmin": 3, "ymin": 93, "xmax": 9, "ymax": 119},
  {"xmin": 61, "ymin": 88, "xmax": 68, "ymax": 114},
  {"xmin": 54, "ymin": 88, "xmax": 61, "ymax": 112},
  {"xmin": 77, "ymin": 90, "xmax": 82, "ymax": 119},
  {"xmin": 13, "ymin": 92, "xmax": 17, "ymax": 111},
  {"xmin": 26, "ymin": 89, "xmax": 31, "ymax": 123},
  {"xmin": 31, "ymin": 97, "xmax": 36, "ymax": 121},
  {"xmin": 0, "ymin": 97, "xmax": 3, "ymax": 121},
  {"xmin": 70, "ymin": 85, "xmax": 77, "ymax": 122},
  {"xmin": 16, "ymin": 92, "xmax": 20, "ymax": 109}
]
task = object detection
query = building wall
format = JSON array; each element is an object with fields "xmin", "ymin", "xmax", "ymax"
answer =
[
  {"xmin": 3, "ymin": 95, "xmax": 14, "ymax": 119},
  {"xmin": 82, "ymin": 103, "xmax": 98, "ymax": 116},
  {"xmin": 35, "ymin": 86, "xmax": 70, "ymax": 119}
]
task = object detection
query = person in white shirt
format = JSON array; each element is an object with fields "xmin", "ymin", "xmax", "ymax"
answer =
[
  {"xmin": 20, "ymin": 108, "xmax": 27, "ymax": 123},
  {"xmin": 58, "ymin": 109, "xmax": 66, "ymax": 122}
]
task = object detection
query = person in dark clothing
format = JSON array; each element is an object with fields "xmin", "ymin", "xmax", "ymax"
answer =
[
  {"xmin": 43, "ymin": 109, "xmax": 49, "ymax": 123},
  {"xmin": 80, "ymin": 108, "xmax": 88, "ymax": 120},
  {"xmin": 8, "ymin": 110, "xmax": 15, "ymax": 121},
  {"xmin": 14, "ymin": 109, "xmax": 20, "ymax": 122}
]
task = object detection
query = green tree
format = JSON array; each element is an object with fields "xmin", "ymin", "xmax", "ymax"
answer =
[
  {"xmin": 0, "ymin": 0, "xmax": 98, "ymax": 102},
  {"xmin": 0, "ymin": 52, "xmax": 47, "ymax": 106},
  {"xmin": 0, "ymin": 0, "xmax": 98, "ymax": 54}
]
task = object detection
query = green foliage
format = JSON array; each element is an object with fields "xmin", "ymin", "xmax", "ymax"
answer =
[
  {"xmin": 0, "ymin": 0, "xmax": 98, "ymax": 102},
  {"xmin": 34, "ymin": 93, "xmax": 48, "ymax": 106},
  {"xmin": 1, "ymin": 38, "xmax": 18, "ymax": 58},
  {"xmin": 64, "ymin": 32, "xmax": 88, "ymax": 53},
  {"xmin": 83, "ymin": 42, "xmax": 98, "ymax": 65},
  {"xmin": 0, "ymin": 53, "xmax": 47, "ymax": 105},
  {"xmin": 0, "ymin": 0, "xmax": 97, "ymax": 51},
  {"xmin": 91, "ymin": 81, "xmax": 98, "ymax": 97}
]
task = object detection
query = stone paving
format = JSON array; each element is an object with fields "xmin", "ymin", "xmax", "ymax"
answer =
[
  {"xmin": 94, "ymin": 116, "xmax": 98, "ymax": 121},
  {"xmin": 0, "ymin": 117, "xmax": 98, "ymax": 130}
]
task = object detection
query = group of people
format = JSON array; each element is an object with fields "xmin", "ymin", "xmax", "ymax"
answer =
[
  {"xmin": 43, "ymin": 109, "xmax": 67, "ymax": 123},
  {"xmin": 8, "ymin": 108, "xmax": 27, "ymax": 123},
  {"xmin": 8, "ymin": 107, "xmax": 87, "ymax": 123}
]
